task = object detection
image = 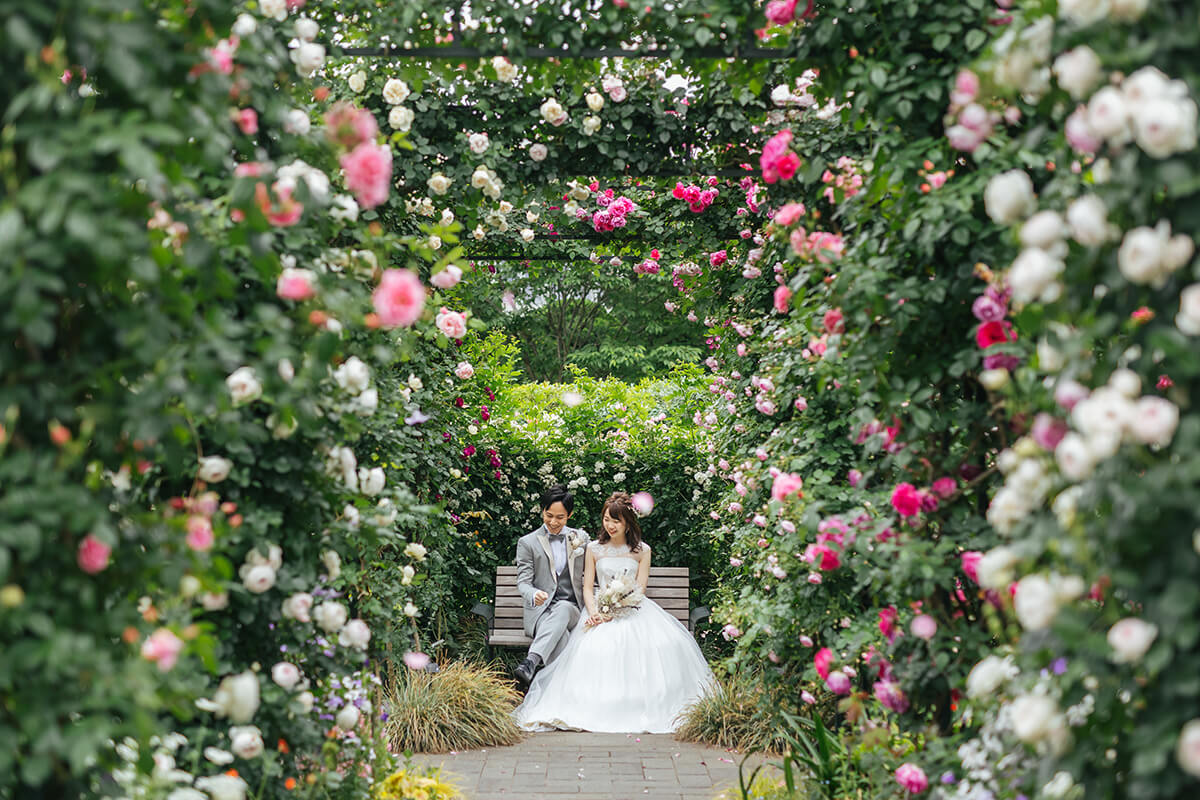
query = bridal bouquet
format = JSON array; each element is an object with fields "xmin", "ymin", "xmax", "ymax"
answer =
[{"xmin": 589, "ymin": 575, "xmax": 644, "ymax": 625}]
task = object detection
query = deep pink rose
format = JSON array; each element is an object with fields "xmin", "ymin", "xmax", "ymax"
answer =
[
  {"xmin": 141, "ymin": 628, "xmax": 184, "ymax": 672},
  {"xmin": 436, "ymin": 309, "xmax": 468, "ymax": 339},
  {"xmin": 823, "ymin": 308, "xmax": 845, "ymax": 334},
  {"xmin": 771, "ymin": 472, "xmax": 804, "ymax": 502},
  {"xmin": 826, "ymin": 672, "xmax": 851, "ymax": 695},
  {"xmin": 874, "ymin": 680, "xmax": 909, "ymax": 713},
  {"xmin": 895, "ymin": 763, "xmax": 928, "ymax": 793},
  {"xmin": 890, "ymin": 483, "xmax": 921, "ymax": 517},
  {"xmin": 235, "ymin": 108, "xmax": 258, "ymax": 135},
  {"xmin": 961, "ymin": 551, "xmax": 982, "ymax": 583},
  {"xmin": 764, "ymin": 0, "xmax": 798, "ymax": 25},
  {"xmin": 814, "ymin": 647, "xmax": 833, "ymax": 680},
  {"xmin": 773, "ymin": 285, "xmax": 793, "ymax": 313},
  {"xmin": 77, "ymin": 534, "xmax": 111, "ymax": 574},
  {"xmin": 879, "ymin": 606, "xmax": 899, "ymax": 643},
  {"xmin": 975, "ymin": 320, "xmax": 1016, "ymax": 349},
  {"xmin": 709, "ymin": 250, "xmax": 727, "ymax": 267},
  {"xmin": 340, "ymin": 142, "xmax": 392, "ymax": 209},
  {"xmin": 1031, "ymin": 412, "xmax": 1068, "ymax": 451},
  {"xmin": 373, "ymin": 268, "xmax": 426, "ymax": 328},
  {"xmin": 805, "ymin": 543, "xmax": 841, "ymax": 571}
]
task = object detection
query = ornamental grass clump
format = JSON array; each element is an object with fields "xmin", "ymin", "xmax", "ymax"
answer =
[
  {"xmin": 674, "ymin": 673, "xmax": 793, "ymax": 754},
  {"xmin": 382, "ymin": 661, "xmax": 523, "ymax": 753}
]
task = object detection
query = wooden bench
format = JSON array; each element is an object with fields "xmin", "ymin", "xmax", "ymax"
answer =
[{"xmin": 471, "ymin": 565, "xmax": 710, "ymax": 650}]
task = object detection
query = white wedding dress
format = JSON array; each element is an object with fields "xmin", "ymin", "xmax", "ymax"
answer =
[{"xmin": 514, "ymin": 542, "xmax": 716, "ymax": 733}]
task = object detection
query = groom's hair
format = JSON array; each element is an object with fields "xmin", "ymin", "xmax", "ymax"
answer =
[{"xmin": 540, "ymin": 484, "xmax": 575, "ymax": 513}]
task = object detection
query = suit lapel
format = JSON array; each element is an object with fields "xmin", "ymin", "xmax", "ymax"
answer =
[{"xmin": 537, "ymin": 532, "xmax": 553, "ymax": 565}]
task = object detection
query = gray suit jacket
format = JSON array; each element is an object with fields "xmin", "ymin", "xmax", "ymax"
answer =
[{"xmin": 515, "ymin": 524, "xmax": 590, "ymax": 636}]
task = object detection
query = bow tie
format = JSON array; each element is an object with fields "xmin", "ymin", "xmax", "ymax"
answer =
[{"xmin": 548, "ymin": 532, "xmax": 565, "ymax": 540}]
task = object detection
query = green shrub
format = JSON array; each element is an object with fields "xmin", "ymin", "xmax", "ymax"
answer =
[{"xmin": 676, "ymin": 673, "xmax": 796, "ymax": 755}]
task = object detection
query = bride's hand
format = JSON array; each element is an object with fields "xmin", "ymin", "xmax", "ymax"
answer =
[{"xmin": 586, "ymin": 613, "xmax": 608, "ymax": 626}]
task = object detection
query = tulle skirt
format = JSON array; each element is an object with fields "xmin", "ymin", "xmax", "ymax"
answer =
[{"xmin": 514, "ymin": 598, "xmax": 715, "ymax": 734}]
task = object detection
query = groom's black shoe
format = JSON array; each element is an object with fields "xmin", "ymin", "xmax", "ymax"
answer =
[{"xmin": 513, "ymin": 658, "xmax": 537, "ymax": 686}]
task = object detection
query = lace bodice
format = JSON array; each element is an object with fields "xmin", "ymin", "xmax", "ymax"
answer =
[{"xmin": 589, "ymin": 542, "xmax": 647, "ymax": 591}]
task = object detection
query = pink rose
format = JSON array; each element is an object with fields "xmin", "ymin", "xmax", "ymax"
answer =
[
  {"xmin": 931, "ymin": 477, "xmax": 957, "ymax": 498},
  {"xmin": 890, "ymin": 483, "xmax": 922, "ymax": 517},
  {"xmin": 254, "ymin": 182, "xmax": 303, "ymax": 226},
  {"xmin": 879, "ymin": 606, "xmax": 899, "ymax": 643},
  {"xmin": 771, "ymin": 472, "xmax": 804, "ymax": 502},
  {"xmin": 141, "ymin": 628, "xmax": 184, "ymax": 672},
  {"xmin": 794, "ymin": 396, "xmax": 808, "ymax": 411},
  {"xmin": 961, "ymin": 551, "xmax": 982, "ymax": 583},
  {"xmin": 276, "ymin": 268, "xmax": 315, "ymax": 301},
  {"xmin": 186, "ymin": 516, "xmax": 214, "ymax": 551},
  {"xmin": 773, "ymin": 285, "xmax": 793, "ymax": 313},
  {"xmin": 774, "ymin": 202, "xmax": 806, "ymax": 226},
  {"xmin": 235, "ymin": 108, "xmax": 258, "ymax": 135},
  {"xmin": 1032, "ymin": 412, "xmax": 1068, "ymax": 451},
  {"xmin": 823, "ymin": 308, "xmax": 845, "ymax": 334},
  {"xmin": 910, "ymin": 614, "xmax": 937, "ymax": 640},
  {"xmin": 373, "ymin": 269, "xmax": 425, "ymax": 327},
  {"xmin": 895, "ymin": 763, "xmax": 928, "ymax": 793},
  {"xmin": 436, "ymin": 309, "xmax": 467, "ymax": 339},
  {"xmin": 709, "ymin": 250, "xmax": 727, "ymax": 267},
  {"xmin": 764, "ymin": 0, "xmax": 798, "ymax": 25},
  {"xmin": 848, "ymin": 468, "xmax": 863, "ymax": 487},
  {"xmin": 430, "ymin": 265, "xmax": 463, "ymax": 289},
  {"xmin": 1054, "ymin": 378, "xmax": 1089, "ymax": 411},
  {"xmin": 874, "ymin": 680, "xmax": 909, "ymax": 713},
  {"xmin": 77, "ymin": 534, "xmax": 111, "ymax": 574},
  {"xmin": 799, "ymin": 635, "xmax": 813, "ymax": 647},
  {"xmin": 826, "ymin": 672, "xmax": 851, "ymax": 695},
  {"xmin": 454, "ymin": 362, "xmax": 475, "ymax": 380},
  {"xmin": 805, "ymin": 543, "xmax": 840, "ymax": 571},
  {"xmin": 814, "ymin": 647, "xmax": 832, "ymax": 679},
  {"xmin": 324, "ymin": 102, "xmax": 378, "ymax": 149},
  {"xmin": 340, "ymin": 142, "xmax": 392, "ymax": 209}
]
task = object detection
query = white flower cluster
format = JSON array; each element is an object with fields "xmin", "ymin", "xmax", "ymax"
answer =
[
  {"xmin": 333, "ymin": 356, "xmax": 379, "ymax": 417},
  {"xmin": 988, "ymin": 17, "xmax": 1055, "ymax": 101},
  {"xmin": 986, "ymin": 440, "xmax": 1054, "ymax": 534},
  {"xmin": 1080, "ymin": 66, "xmax": 1198, "ymax": 159},
  {"xmin": 471, "ymin": 164, "xmax": 504, "ymax": 200}
]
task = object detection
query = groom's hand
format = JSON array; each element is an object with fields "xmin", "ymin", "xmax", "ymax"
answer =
[{"xmin": 532, "ymin": 590, "xmax": 549, "ymax": 606}]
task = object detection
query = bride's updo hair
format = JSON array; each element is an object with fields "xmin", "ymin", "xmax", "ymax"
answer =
[{"xmin": 598, "ymin": 491, "xmax": 643, "ymax": 552}]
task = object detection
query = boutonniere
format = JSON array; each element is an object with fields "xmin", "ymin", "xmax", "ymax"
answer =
[{"xmin": 567, "ymin": 531, "xmax": 586, "ymax": 555}]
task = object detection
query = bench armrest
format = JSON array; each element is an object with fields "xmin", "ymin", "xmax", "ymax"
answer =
[
  {"xmin": 471, "ymin": 601, "xmax": 494, "ymax": 623},
  {"xmin": 689, "ymin": 605, "xmax": 710, "ymax": 630}
]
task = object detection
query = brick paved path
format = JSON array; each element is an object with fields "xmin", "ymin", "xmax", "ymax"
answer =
[{"xmin": 412, "ymin": 731, "xmax": 771, "ymax": 800}]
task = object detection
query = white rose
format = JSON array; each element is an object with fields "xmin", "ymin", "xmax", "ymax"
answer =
[
  {"xmin": 1107, "ymin": 617, "xmax": 1158, "ymax": 663},
  {"xmin": 1119, "ymin": 222, "xmax": 1172, "ymax": 285},
  {"xmin": 428, "ymin": 234, "xmax": 442, "ymax": 251},
  {"xmin": 979, "ymin": 368, "xmax": 1011, "ymax": 391},
  {"xmin": 226, "ymin": 367, "xmax": 262, "ymax": 405},
  {"xmin": 260, "ymin": 0, "xmax": 287, "ymax": 20},
  {"xmin": 468, "ymin": 132, "xmax": 490, "ymax": 154},
  {"xmin": 354, "ymin": 388, "xmax": 378, "ymax": 417},
  {"xmin": 470, "ymin": 167, "xmax": 490, "ymax": 189},
  {"xmin": 1107, "ymin": 367, "xmax": 1141, "ymax": 397},
  {"xmin": 1010, "ymin": 694, "xmax": 1067, "ymax": 746},
  {"xmin": 540, "ymin": 98, "xmax": 567, "ymax": 125},
  {"xmin": 1052, "ymin": 46, "xmax": 1102, "ymax": 100},
  {"xmin": 382, "ymin": 78, "xmax": 410, "ymax": 105},
  {"xmin": 281, "ymin": 592, "xmax": 313, "ymax": 622},
  {"xmin": 976, "ymin": 546, "xmax": 1018, "ymax": 589},
  {"xmin": 198, "ymin": 456, "xmax": 233, "ymax": 483},
  {"xmin": 241, "ymin": 565, "xmax": 275, "ymax": 594},
  {"xmin": 295, "ymin": 690, "xmax": 314, "ymax": 713},
  {"xmin": 407, "ymin": 374, "xmax": 423, "ymax": 390},
  {"xmin": 586, "ymin": 91, "xmax": 605, "ymax": 112},
  {"xmin": 195, "ymin": 775, "xmax": 248, "ymax": 800},
  {"xmin": 1014, "ymin": 574, "xmax": 1061, "ymax": 630},
  {"xmin": 294, "ymin": 17, "xmax": 318, "ymax": 41},
  {"xmin": 200, "ymin": 591, "xmax": 229, "ymax": 611},
  {"xmin": 338, "ymin": 619, "xmax": 371, "ymax": 650},
  {"xmin": 313, "ymin": 601, "xmax": 348, "ymax": 633},
  {"xmin": 986, "ymin": 486, "xmax": 1028, "ymax": 534},
  {"xmin": 1066, "ymin": 194, "xmax": 1111, "ymax": 246},
  {"xmin": 245, "ymin": 542, "xmax": 282, "ymax": 571},
  {"xmin": 1037, "ymin": 337, "xmax": 1065, "ymax": 372},
  {"xmin": 232, "ymin": 13, "xmax": 257, "ymax": 37},
  {"xmin": 271, "ymin": 662, "xmax": 301, "ymax": 690},
  {"xmin": 984, "ymin": 170, "xmax": 1037, "ymax": 225},
  {"xmin": 180, "ymin": 575, "xmax": 201, "ymax": 597},
  {"xmin": 582, "ymin": 115, "xmax": 602, "ymax": 135},
  {"xmin": 492, "ymin": 56, "xmax": 517, "ymax": 82},
  {"xmin": 334, "ymin": 356, "xmax": 370, "ymax": 393},
  {"xmin": 1165, "ymin": 234, "xmax": 1195, "ymax": 273},
  {"xmin": 499, "ymin": 200, "xmax": 513, "ymax": 214},
  {"xmin": 388, "ymin": 105, "xmax": 414, "ymax": 132},
  {"xmin": 203, "ymin": 747, "xmax": 235, "ymax": 765},
  {"xmin": 1019, "ymin": 210, "xmax": 1066, "ymax": 252},
  {"xmin": 212, "ymin": 672, "xmax": 259, "ymax": 724},
  {"xmin": 335, "ymin": 704, "xmax": 360, "ymax": 730},
  {"xmin": 291, "ymin": 42, "xmax": 325, "ymax": 79},
  {"xmin": 520, "ymin": 228, "xmax": 535, "ymax": 243},
  {"xmin": 282, "ymin": 109, "xmax": 310, "ymax": 136},
  {"xmin": 966, "ymin": 655, "xmax": 1016, "ymax": 698},
  {"xmin": 404, "ymin": 600, "xmax": 419, "ymax": 617},
  {"xmin": 322, "ymin": 550, "xmax": 341, "ymax": 579},
  {"xmin": 404, "ymin": 542, "xmax": 427, "ymax": 561},
  {"xmin": 1109, "ymin": 0, "xmax": 1148, "ymax": 22},
  {"xmin": 1008, "ymin": 248, "xmax": 1064, "ymax": 304},
  {"xmin": 401, "ymin": 565, "xmax": 416, "ymax": 585},
  {"xmin": 1134, "ymin": 96, "xmax": 1199, "ymax": 159},
  {"xmin": 473, "ymin": 225, "xmax": 485, "ymax": 240},
  {"xmin": 347, "ymin": 70, "xmax": 366, "ymax": 93},
  {"xmin": 529, "ymin": 143, "xmax": 548, "ymax": 161},
  {"xmin": 1129, "ymin": 396, "xmax": 1179, "ymax": 447},
  {"xmin": 329, "ymin": 194, "xmax": 358, "ymax": 223},
  {"xmin": 1177, "ymin": 719, "xmax": 1200, "ymax": 777},
  {"xmin": 1057, "ymin": 0, "xmax": 1111, "ymax": 26},
  {"xmin": 1087, "ymin": 86, "xmax": 1131, "ymax": 142},
  {"xmin": 228, "ymin": 726, "xmax": 263, "ymax": 759},
  {"xmin": 359, "ymin": 467, "xmax": 386, "ymax": 496},
  {"xmin": 1176, "ymin": 283, "xmax": 1200, "ymax": 335},
  {"xmin": 427, "ymin": 173, "xmax": 450, "ymax": 195}
]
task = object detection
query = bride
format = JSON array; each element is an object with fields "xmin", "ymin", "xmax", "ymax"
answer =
[{"xmin": 514, "ymin": 491, "xmax": 715, "ymax": 733}]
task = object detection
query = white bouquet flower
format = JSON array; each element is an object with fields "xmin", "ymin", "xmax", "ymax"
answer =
[{"xmin": 589, "ymin": 574, "xmax": 644, "ymax": 625}]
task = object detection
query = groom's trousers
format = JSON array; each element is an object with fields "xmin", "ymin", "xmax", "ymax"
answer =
[{"xmin": 529, "ymin": 600, "xmax": 580, "ymax": 666}]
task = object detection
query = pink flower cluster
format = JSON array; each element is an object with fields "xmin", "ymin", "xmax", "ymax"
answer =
[
  {"xmin": 760, "ymin": 129, "xmax": 801, "ymax": 184},
  {"xmin": 373, "ymin": 268, "xmax": 425, "ymax": 328},
  {"xmin": 790, "ymin": 229, "xmax": 845, "ymax": 263},
  {"xmin": 889, "ymin": 476, "xmax": 956, "ymax": 518},
  {"xmin": 574, "ymin": 187, "xmax": 636, "ymax": 231},
  {"xmin": 820, "ymin": 156, "xmax": 863, "ymax": 203},
  {"xmin": 255, "ymin": 182, "xmax": 303, "ymax": 226},
  {"xmin": 324, "ymin": 101, "xmax": 378, "ymax": 150},
  {"xmin": 944, "ymin": 70, "xmax": 998, "ymax": 153},
  {"xmin": 671, "ymin": 180, "xmax": 719, "ymax": 213},
  {"xmin": 340, "ymin": 142, "xmax": 392, "ymax": 209},
  {"xmin": 764, "ymin": 0, "xmax": 814, "ymax": 26}
]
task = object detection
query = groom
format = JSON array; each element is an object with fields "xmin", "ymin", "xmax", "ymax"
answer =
[{"xmin": 512, "ymin": 484, "xmax": 589, "ymax": 686}]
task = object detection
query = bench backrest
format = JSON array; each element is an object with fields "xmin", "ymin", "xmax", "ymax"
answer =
[{"xmin": 490, "ymin": 566, "xmax": 691, "ymax": 644}]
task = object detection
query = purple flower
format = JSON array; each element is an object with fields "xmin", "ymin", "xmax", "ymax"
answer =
[
  {"xmin": 405, "ymin": 409, "xmax": 430, "ymax": 425},
  {"xmin": 972, "ymin": 294, "xmax": 1007, "ymax": 322},
  {"xmin": 1051, "ymin": 657, "xmax": 1069, "ymax": 675}
]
